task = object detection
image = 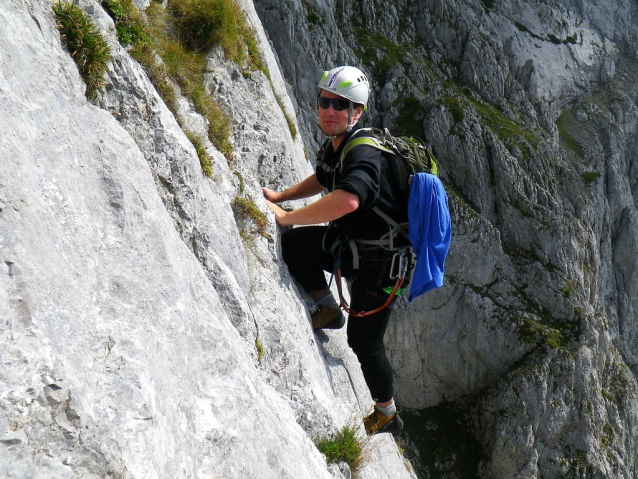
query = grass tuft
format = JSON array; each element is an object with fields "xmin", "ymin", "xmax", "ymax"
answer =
[
  {"xmin": 169, "ymin": 0, "xmax": 242, "ymax": 53},
  {"xmin": 232, "ymin": 197, "xmax": 268, "ymax": 238},
  {"xmin": 234, "ymin": 171, "xmax": 245, "ymax": 193},
  {"xmin": 315, "ymin": 422, "xmax": 370, "ymax": 477},
  {"xmin": 102, "ymin": 0, "xmax": 151, "ymax": 47},
  {"xmin": 276, "ymin": 94, "xmax": 297, "ymax": 139},
  {"xmin": 442, "ymin": 97, "xmax": 465, "ymax": 123},
  {"xmin": 601, "ymin": 388, "xmax": 614, "ymax": 402},
  {"xmin": 53, "ymin": 1, "xmax": 112, "ymax": 100},
  {"xmin": 103, "ymin": 0, "xmax": 235, "ymax": 164},
  {"xmin": 394, "ymin": 96, "xmax": 424, "ymax": 139},
  {"xmin": 556, "ymin": 111, "xmax": 583, "ymax": 159},
  {"xmin": 255, "ymin": 339, "xmax": 264, "ymax": 362},
  {"xmin": 470, "ymin": 97, "xmax": 536, "ymax": 144},
  {"xmin": 581, "ymin": 171, "xmax": 601, "ymax": 185},
  {"xmin": 168, "ymin": 0, "xmax": 267, "ymax": 75},
  {"xmin": 186, "ymin": 132, "xmax": 213, "ymax": 176}
]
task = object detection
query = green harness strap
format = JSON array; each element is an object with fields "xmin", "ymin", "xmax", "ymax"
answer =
[
  {"xmin": 340, "ymin": 135, "xmax": 394, "ymax": 171},
  {"xmin": 341, "ymin": 129, "xmax": 439, "ymax": 177}
]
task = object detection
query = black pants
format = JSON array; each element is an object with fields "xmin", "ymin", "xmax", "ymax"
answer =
[{"xmin": 282, "ymin": 226, "xmax": 397, "ymax": 403}]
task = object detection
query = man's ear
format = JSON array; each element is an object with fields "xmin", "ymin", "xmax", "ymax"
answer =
[{"xmin": 353, "ymin": 105, "xmax": 364, "ymax": 121}]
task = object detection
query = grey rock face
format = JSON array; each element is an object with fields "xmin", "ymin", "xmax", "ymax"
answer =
[
  {"xmin": 3, "ymin": 0, "xmax": 638, "ymax": 475},
  {"xmin": 254, "ymin": 0, "xmax": 638, "ymax": 476},
  {"xmin": 0, "ymin": 0, "xmax": 415, "ymax": 478}
]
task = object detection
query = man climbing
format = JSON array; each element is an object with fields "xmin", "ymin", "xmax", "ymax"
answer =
[{"xmin": 262, "ymin": 66, "xmax": 407, "ymax": 435}]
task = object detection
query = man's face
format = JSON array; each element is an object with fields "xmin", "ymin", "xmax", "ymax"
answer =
[{"xmin": 318, "ymin": 90, "xmax": 362, "ymax": 137}]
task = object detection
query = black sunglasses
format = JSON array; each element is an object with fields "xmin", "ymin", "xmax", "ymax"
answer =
[{"xmin": 317, "ymin": 96, "xmax": 351, "ymax": 111}]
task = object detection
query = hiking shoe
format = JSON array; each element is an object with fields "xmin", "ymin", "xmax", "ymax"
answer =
[
  {"xmin": 363, "ymin": 408, "xmax": 403, "ymax": 435},
  {"xmin": 311, "ymin": 305, "xmax": 345, "ymax": 331}
]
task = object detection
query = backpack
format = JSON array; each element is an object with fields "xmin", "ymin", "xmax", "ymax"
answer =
[
  {"xmin": 337, "ymin": 127, "xmax": 440, "ymax": 245},
  {"xmin": 339, "ymin": 127, "xmax": 451, "ymax": 303},
  {"xmin": 340, "ymin": 127, "xmax": 438, "ymax": 206}
]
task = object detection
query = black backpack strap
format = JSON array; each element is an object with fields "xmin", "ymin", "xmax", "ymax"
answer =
[{"xmin": 314, "ymin": 139, "xmax": 332, "ymax": 169}]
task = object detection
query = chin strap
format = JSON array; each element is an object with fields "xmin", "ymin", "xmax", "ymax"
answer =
[{"xmin": 345, "ymin": 103, "xmax": 357, "ymax": 132}]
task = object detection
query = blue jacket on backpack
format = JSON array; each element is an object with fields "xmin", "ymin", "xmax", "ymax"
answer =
[{"xmin": 407, "ymin": 173, "xmax": 451, "ymax": 302}]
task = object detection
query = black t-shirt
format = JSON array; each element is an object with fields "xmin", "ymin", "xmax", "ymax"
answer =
[{"xmin": 315, "ymin": 128, "xmax": 408, "ymax": 241}]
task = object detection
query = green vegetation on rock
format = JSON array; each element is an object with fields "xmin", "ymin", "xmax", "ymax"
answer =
[
  {"xmin": 443, "ymin": 96, "xmax": 465, "ymax": 123},
  {"xmin": 255, "ymin": 339, "xmax": 264, "ymax": 362},
  {"xmin": 315, "ymin": 424, "xmax": 369, "ymax": 476},
  {"xmin": 581, "ymin": 171, "xmax": 601, "ymax": 185},
  {"xmin": 102, "ymin": 0, "xmax": 150, "ymax": 47},
  {"xmin": 480, "ymin": 0, "xmax": 495, "ymax": 9},
  {"xmin": 52, "ymin": 1, "xmax": 112, "ymax": 100},
  {"xmin": 102, "ymin": 0, "xmax": 242, "ymax": 163},
  {"xmin": 186, "ymin": 132, "xmax": 213, "ymax": 177},
  {"xmin": 394, "ymin": 96, "xmax": 425, "ymax": 138},
  {"xmin": 168, "ymin": 0, "xmax": 266, "ymax": 74},
  {"xmin": 353, "ymin": 30, "xmax": 410, "ymax": 83},
  {"xmin": 556, "ymin": 110, "xmax": 584, "ymax": 159},
  {"xmin": 470, "ymin": 97, "xmax": 537, "ymax": 146},
  {"xmin": 232, "ymin": 197, "xmax": 269, "ymax": 238}
]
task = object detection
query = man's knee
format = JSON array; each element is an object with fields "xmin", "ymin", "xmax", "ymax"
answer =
[{"xmin": 347, "ymin": 333, "xmax": 385, "ymax": 361}]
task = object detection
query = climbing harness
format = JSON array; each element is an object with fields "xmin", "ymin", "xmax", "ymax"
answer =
[
  {"xmin": 324, "ymin": 231, "xmax": 414, "ymax": 317},
  {"xmin": 335, "ymin": 250, "xmax": 407, "ymax": 318}
]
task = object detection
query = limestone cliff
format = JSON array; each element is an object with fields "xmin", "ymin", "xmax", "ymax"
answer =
[
  {"xmin": 2, "ymin": 0, "xmax": 638, "ymax": 477},
  {"xmin": 0, "ymin": 0, "xmax": 413, "ymax": 477}
]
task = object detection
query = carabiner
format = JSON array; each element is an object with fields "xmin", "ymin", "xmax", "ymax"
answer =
[{"xmin": 389, "ymin": 251, "xmax": 408, "ymax": 280}]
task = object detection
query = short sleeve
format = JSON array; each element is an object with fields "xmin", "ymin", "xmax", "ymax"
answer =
[{"xmin": 333, "ymin": 145, "xmax": 383, "ymax": 210}]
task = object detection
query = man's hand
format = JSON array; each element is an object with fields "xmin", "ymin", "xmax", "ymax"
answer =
[
  {"xmin": 262, "ymin": 186, "xmax": 290, "ymax": 226},
  {"xmin": 261, "ymin": 175, "xmax": 324, "ymax": 205},
  {"xmin": 265, "ymin": 199, "xmax": 290, "ymax": 226},
  {"xmin": 262, "ymin": 187, "xmax": 281, "ymax": 203}
]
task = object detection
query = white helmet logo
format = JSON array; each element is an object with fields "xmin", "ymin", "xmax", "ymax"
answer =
[{"xmin": 326, "ymin": 67, "xmax": 345, "ymax": 88}]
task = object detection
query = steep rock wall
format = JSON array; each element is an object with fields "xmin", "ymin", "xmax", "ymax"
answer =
[
  {"xmin": 254, "ymin": 0, "xmax": 638, "ymax": 476},
  {"xmin": 0, "ymin": 0, "xmax": 415, "ymax": 477}
]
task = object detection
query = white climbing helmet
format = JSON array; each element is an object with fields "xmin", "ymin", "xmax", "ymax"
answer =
[{"xmin": 318, "ymin": 66, "xmax": 370, "ymax": 108}]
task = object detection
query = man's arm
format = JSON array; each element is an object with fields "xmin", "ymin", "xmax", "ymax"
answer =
[
  {"xmin": 266, "ymin": 189, "xmax": 359, "ymax": 226},
  {"xmin": 262, "ymin": 174, "xmax": 325, "ymax": 203}
]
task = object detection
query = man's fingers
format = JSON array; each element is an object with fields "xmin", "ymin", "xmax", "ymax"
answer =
[{"xmin": 262, "ymin": 187, "xmax": 279, "ymax": 202}]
